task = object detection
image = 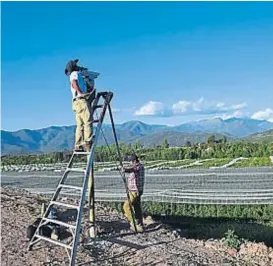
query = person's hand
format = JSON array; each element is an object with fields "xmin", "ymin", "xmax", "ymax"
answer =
[
  {"xmin": 82, "ymin": 93, "xmax": 91, "ymax": 99},
  {"xmin": 121, "ymin": 167, "xmax": 125, "ymax": 173}
]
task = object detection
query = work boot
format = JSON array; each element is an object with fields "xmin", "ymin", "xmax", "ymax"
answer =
[
  {"xmin": 74, "ymin": 145, "xmax": 84, "ymax": 152},
  {"xmin": 84, "ymin": 143, "xmax": 91, "ymax": 152}
]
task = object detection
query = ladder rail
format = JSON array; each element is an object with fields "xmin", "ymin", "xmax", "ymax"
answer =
[
  {"xmin": 28, "ymin": 91, "xmax": 105, "ymax": 251},
  {"xmin": 69, "ymin": 92, "xmax": 113, "ymax": 266},
  {"xmin": 28, "ymin": 149, "xmax": 78, "ymax": 250},
  {"xmin": 107, "ymin": 104, "xmax": 138, "ymax": 233}
]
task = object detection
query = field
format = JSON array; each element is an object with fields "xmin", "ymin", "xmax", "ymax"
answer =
[
  {"xmin": 2, "ymin": 166, "xmax": 273, "ymax": 205},
  {"xmin": 1, "ymin": 156, "xmax": 273, "ymax": 172},
  {"xmin": 1, "ymin": 156, "xmax": 273, "ymax": 265},
  {"xmin": 3, "ymin": 187, "xmax": 273, "ymax": 266}
]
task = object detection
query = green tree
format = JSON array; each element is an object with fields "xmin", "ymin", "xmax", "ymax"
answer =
[
  {"xmin": 185, "ymin": 141, "xmax": 192, "ymax": 147},
  {"xmin": 162, "ymin": 139, "xmax": 169, "ymax": 148},
  {"xmin": 135, "ymin": 140, "xmax": 142, "ymax": 150},
  {"xmin": 207, "ymin": 135, "xmax": 216, "ymax": 144}
]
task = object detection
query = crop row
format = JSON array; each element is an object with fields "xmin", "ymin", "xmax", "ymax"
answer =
[
  {"xmin": 1, "ymin": 157, "xmax": 272, "ymax": 172},
  {"xmin": 107, "ymin": 201, "xmax": 273, "ymax": 220}
]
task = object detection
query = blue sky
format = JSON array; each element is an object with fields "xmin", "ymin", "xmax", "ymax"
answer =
[{"xmin": 1, "ymin": 1, "xmax": 273, "ymax": 131}]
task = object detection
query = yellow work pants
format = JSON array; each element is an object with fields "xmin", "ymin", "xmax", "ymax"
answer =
[
  {"xmin": 123, "ymin": 191, "xmax": 143, "ymax": 225},
  {"xmin": 72, "ymin": 99, "xmax": 93, "ymax": 147}
]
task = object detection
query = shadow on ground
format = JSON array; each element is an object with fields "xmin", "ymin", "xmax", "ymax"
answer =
[
  {"xmin": 152, "ymin": 214, "xmax": 273, "ymax": 246},
  {"xmin": 76, "ymin": 220, "xmax": 170, "ymax": 266}
]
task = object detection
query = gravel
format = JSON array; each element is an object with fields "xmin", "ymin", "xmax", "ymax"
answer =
[{"xmin": 1, "ymin": 187, "xmax": 273, "ymax": 266}]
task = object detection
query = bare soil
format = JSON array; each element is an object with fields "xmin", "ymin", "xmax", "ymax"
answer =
[{"xmin": 1, "ymin": 187, "xmax": 273, "ymax": 266}]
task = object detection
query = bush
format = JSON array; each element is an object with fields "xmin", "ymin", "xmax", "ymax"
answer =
[{"xmin": 224, "ymin": 229, "xmax": 245, "ymax": 249}]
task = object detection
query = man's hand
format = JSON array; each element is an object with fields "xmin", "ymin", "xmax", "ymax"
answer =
[{"xmin": 83, "ymin": 92, "xmax": 91, "ymax": 98}]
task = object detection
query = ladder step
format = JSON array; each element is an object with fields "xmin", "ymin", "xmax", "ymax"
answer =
[
  {"xmin": 97, "ymin": 91, "xmax": 108, "ymax": 97},
  {"xmin": 51, "ymin": 201, "xmax": 79, "ymax": 209},
  {"xmin": 35, "ymin": 234, "xmax": 72, "ymax": 249},
  {"xmin": 59, "ymin": 184, "xmax": 83, "ymax": 191},
  {"xmin": 73, "ymin": 151, "xmax": 90, "ymax": 155},
  {"xmin": 93, "ymin": 104, "xmax": 103, "ymax": 109},
  {"xmin": 91, "ymin": 119, "xmax": 99, "ymax": 124},
  {"xmin": 66, "ymin": 168, "xmax": 86, "ymax": 173},
  {"xmin": 42, "ymin": 218, "xmax": 76, "ymax": 229}
]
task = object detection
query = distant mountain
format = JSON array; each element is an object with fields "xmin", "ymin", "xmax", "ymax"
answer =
[
  {"xmin": 1, "ymin": 126, "xmax": 138, "ymax": 156},
  {"xmin": 245, "ymin": 129, "xmax": 273, "ymax": 142},
  {"xmin": 1, "ymin": 117, "xmax": 273, "ymax": 155},
  {"xmin": 129, "ymin": 131, "xmax": 231, "ymax": 147},
  {"xmin": 172, "ymin": 117, "xmax": 273, "ymax": 137},
  {"xmin": 116, "ymin": 120, "xmax": 167, "ymax": 136},
  {"xmin": 116, "ymin": 118, "xmax": 273, "ymax": 137}
]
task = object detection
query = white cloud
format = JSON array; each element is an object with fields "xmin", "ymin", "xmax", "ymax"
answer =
[
  {"xmin": 216, "ymin": 102, "xmax": 225, "ymax": 108},
  {"xmin": 251, "ymin": 108, "xmax": 273, "ymax": 122},
  {"xmin": 135, "ymin": 97, "xmax": 247, "ymax": 117},
  {"xmin": 221, "ymin": 110, "xmax": 246, "ymax": 120},
  {"xmin": 231, "ymin": 103, "xmax": 247, "ymax": 110},
  {"xmin": 172, "ymin": 100, "xmax": 191, "ymax": 114},
  {"xmin": 173, "ymin": 98, "xmax": 247, "ymax": 115},
  {"xmin": 134, "ymin": 101, "xmax": 171, "ymax": 117},
  {"xmin": 192, "ymin": 97, "xmax": 205, "ymax": 112}
]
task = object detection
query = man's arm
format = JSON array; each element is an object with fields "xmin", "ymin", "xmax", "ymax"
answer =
[
  {"xmin": 70, "ymin": 71, "xmax": 85, "ymax": 96},
  {"xmin": 71, "ymin": 79, "xmax": 85, "ymax": 96},
  {"xmin": 122, "ymin": 166, "xmax": 134, "ymax": 173},
  {"xmin": 122, "ymin": 164, "xmax": 141, "ymax": 173}
]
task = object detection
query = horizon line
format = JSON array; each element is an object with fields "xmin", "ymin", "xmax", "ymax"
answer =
[{"xmin": 1, "ymin": 116, "xmax": 271, "ymax": 133}]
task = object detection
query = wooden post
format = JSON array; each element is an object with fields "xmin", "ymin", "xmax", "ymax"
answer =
[{"xmin": 88, "ymin": 163, "xmax": 96, "ymax": 238}]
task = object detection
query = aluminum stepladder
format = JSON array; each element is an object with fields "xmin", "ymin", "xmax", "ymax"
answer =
[{"xmin": 28, "ymin": 91, "xmax": 115, "ymax": 266}]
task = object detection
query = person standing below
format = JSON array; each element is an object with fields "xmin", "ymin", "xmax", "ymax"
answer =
[
  {"xmin": 65, "ymin": 59, "xmax": 93, "ymax": 152},
  {"xmin": 122, "ymin": 154, "xmax": 145, "ymax": 232}
]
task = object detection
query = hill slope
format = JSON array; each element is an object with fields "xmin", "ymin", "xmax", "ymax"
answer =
[
  {"xmin": 245, "ymin": 129, "xmax": 273, "ymax": 142},
  {"xmin": 130, "ymin": 131, "xmax": 230, "ymax": 147},
  {"xmin": 172, "ymin": 117, "xmax": 273, "ymax": 137},
  {"xmin": 1, "ymin": 126, "xmax": 138, "ymax": 155},
  {"xmin": 1, "ymin": 118, "xmax": 273, "ymax": 155},
  {"xmin": 116, "ymin": 120, "xmax": 167, "ymax": 136}
]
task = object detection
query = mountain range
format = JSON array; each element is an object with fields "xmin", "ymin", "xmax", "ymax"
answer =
[{"xmin": 1, "ymin": 117, "xmax": 273, "ymax": 155}]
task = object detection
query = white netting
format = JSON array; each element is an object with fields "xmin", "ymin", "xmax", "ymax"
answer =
[{"xmin": 2, "ymin": 166, "xmax": 273, "ymax": 205}]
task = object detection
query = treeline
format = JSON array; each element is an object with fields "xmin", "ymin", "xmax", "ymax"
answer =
[
  {"xmin": 1, "ymin": 139, "xmax": 272, "ymax": 165},
  {"xmin": 142, "ymin": 141, "xmax": 272, "ymax": 161}
]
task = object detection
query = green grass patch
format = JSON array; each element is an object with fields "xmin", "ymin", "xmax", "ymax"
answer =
[
  {"xmin": 104, "ymin": 201, "xmax": 273, "ymax": 221},
  {"xmin": 232, "ymin": 157, "xmax": 272, "ymax": 168},
  {"xmin": 101, "ymin": 201, "xmax": 273, "ymax": 245}
]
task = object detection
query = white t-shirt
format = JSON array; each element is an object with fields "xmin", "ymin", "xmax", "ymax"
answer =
[{"xmin": 69, "ymin": 71, "xmax": 87, "ymax": 99}]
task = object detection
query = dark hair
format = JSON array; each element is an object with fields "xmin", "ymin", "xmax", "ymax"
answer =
[
  {"xmin": 64, "ymin": 59, "xmax": 80, "ymax": 76},
  {"xmin": 128, "ymin": 154, "xmax": 138, "ymax": 162},
  {"xmin": 64, "ymin": 59, "xmax": 78, "ymax": 76}
]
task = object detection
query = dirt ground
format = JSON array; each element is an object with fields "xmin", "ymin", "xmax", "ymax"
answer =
[{"xmin": 1, "ymin": 187, "xmax": 273, "ymax": 266}]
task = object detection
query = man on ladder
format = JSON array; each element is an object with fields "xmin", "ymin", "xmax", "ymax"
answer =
[{"xmin": 65, "ymin": 59, "xmax": 93, "ymax": 152}]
